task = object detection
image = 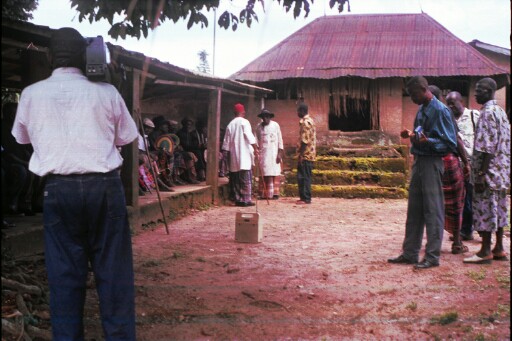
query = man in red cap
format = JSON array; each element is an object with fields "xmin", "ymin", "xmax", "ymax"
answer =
[{"xmin": 222, "ymin": 103, "xmax": 259, "ymax": 206}]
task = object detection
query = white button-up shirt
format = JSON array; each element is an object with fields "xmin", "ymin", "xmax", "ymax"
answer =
[
  {"xmin": 256, "ymin": 120, "xmax": 283, "ymax": 176},
  {"xmin": 456, "ymin": 107, "xmax": 480, "ymax": 159},
  {"xmin": 222, "ymin": 116, "xmax": 257, "ymax": 172},
  {"xmin": 12, "ymin": 68, "xmax": 138, "ymax": 176}
]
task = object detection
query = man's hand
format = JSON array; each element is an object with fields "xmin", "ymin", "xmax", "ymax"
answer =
[
  {"xmin": 462, "ymin": 163, "xmax": 471, "ymax": 181},
  {"xmin": 474, "ymin": 177, "xmax": 486, "ymax": 193},
  {"xmin": 417, "ymin": 132, "xmax": 428, "ymax": 144},
  {"xmin": 400, "ymin": 129, "xmax": 412, "ymax": 139},
  {"xmin": 297, "ymin": 154, "xmax": 303, "ymax": 165}
]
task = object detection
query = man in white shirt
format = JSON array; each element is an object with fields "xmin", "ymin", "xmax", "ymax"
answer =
[
  {"xmin": 12, "ymin": 28, "xmax": 137, "ymax": 340},
  {"xmin": 446, "ymin": 91, "xmax": 480, "ymax": 241},
  {"xmin": 255, "ymin": 109, "xmax": 284, "ymax": 199},
  {"xmin": 222, "ymin": 103, "xmax": 259, "ymax": 207}
]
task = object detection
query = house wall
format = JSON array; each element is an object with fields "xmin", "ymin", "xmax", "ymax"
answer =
[
  {"xmin": 378, "ymin": 78, "xmax": 403, "ymax": 143},
  {"xmin": 264, "ymin": 80, "xmax": 405, "ymax": 148},
  {"xmin": 262, "ymin": 100, "xmax": 301, "ymax": 148}
]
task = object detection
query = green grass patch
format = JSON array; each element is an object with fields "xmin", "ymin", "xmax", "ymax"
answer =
[
  {"xmin": 430, "ymin": 311, "xmax": 458, "ymax": 325},
  {"xmin": 495, "ymin": 273, "xmax": 510, "ymax": 289},
  {"xmin": 466, "ymin": 269, "xmax": 487, "ymax": 281},
  {"xmin": 171, "ymin": 251, "xmax": 184, "ymax": 259},
  {"xmin": 142, "ymin": 259, "xmax": 162, "ymax": 267},
  {"xmin": 406, "ymin": 301, "xmax": 417, "ymax": 311}
]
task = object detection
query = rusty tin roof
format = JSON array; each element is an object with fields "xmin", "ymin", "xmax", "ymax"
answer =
[{"xmin": 230, "ymin": 13, "xmax": 508, "ymax": 82}]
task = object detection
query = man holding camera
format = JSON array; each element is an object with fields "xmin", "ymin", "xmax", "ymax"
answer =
[
  {"xmin": 388, "ymin": 76, "xmax": 457, "ymax": 270},
  {"xmin": 12, "ymin": 28, "xmax": 137, "ymax": 340}
]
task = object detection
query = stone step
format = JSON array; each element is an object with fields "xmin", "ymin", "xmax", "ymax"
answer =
[
  {"xmin": 314, "ymin": 156, "xmax": 407, "ymax": 173},
  {"xmin": 285, "ymin": 169, "xmax": 406, "ymax": 187},
  {"xmin": 315, "ymin": 145, "xmax": 407, "ymax": 158},
  {"xmin": 282, "ymin": 184, "xmax": 407, "ymax": 199}
]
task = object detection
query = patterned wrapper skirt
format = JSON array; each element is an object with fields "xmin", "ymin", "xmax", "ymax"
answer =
[{"xmin": 442, "ymin": 153, "xmax": 465, "ymax": 234}]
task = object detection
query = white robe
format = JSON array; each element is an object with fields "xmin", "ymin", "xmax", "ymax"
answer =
[
  {"xmin": 256, "ymin": 120, "xmax": 283, "ymax": 176},
  {"xmin": 222, "ymin": 116, "xmax": 257, "ymax": 172}
]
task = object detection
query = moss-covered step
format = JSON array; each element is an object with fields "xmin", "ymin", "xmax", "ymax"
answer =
[
  {"xmin": 282, "ymin": 184, "xmax": 407, "ymax": 199},
  {"xmin": 314, "ymin": 156, "xmax": 406, "ymax": 173},
  {"xmin": 315, "ymin": 145, "xmax": 406, "ymax": 158},
  {"xmin": 285, "ymin": 169, "xmax": 407, "ymax": 188}
]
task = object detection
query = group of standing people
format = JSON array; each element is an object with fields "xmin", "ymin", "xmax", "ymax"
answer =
[
  {"xmin": 388, "ymin": 76, "xmax": 510, "ymax": 269},
  {"xmin": 6, "ymin": 24, "xmax": 508, "ymax": 341},
  {"xmin": 221, "ymin": 102, "xmax": 316, "ymax": 207}
]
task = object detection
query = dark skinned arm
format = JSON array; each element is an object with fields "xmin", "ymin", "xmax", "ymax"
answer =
[
  {"xmin": 276, "ymin": 148, "xmax": 284, "ymax": 164},
  {"xmin": 474, "ymin": 152, "xmax": 492, "ymax": 193},
  {"xmin": 297, "ymin": 142, "xmax": 307, "ymax": 164},
  {"xmin": 456, "ymin": 135, "xmax": 470, "ymax": 180}
]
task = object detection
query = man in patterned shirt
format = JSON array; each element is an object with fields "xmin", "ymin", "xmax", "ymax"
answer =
[
  {"xmin": 464, "ymin": 78, "xmax": 511, "ymax": 264},
  {"xmin": 296, "ymin": 103, "xmax": 316, "ymax": 205},
  {"xmin": 445, "ymin": 91, "xmax": 480, "ymax": 241}
]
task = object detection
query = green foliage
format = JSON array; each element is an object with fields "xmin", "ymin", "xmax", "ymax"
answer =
[
  {"xmin": 68, "ymin": 0, "xmax": 351, "ymax": 39},
  {"xmin": 1, "ymin": 0, "xmax": 39, "ymax": 21}
]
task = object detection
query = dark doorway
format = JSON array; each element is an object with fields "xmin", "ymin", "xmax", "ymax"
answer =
[{"xmin": 329, "ymin": 96, "xmax": 371, "ymax": 131}]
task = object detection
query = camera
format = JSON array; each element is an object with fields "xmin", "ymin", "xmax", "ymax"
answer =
[{"xmin": 85, "ymin": 36, "xmax": 110, "ymax": 82}]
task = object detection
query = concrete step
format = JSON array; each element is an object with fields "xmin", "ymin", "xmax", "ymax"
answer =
[
  {"xmin": 316, "ymin": 144, "xmax": 407, "ymax": 158},
  {"xmin": 314, "ymin": 156, "xmax": 407, "ymax": 173},
  {"xmin": 282, "ymin": 184, "xmax": 407, "ymax": 199},
  {"xmin": 285, "ymin": 169, "xmax": 406, "ymax": 187}
]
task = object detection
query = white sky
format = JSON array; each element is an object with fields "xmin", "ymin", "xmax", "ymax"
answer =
[{"xmin": 30, "ymin": 0, "xmax": 511, "ymax": 78}]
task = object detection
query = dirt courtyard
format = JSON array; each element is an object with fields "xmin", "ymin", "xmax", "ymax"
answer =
[{"xmin": 83, "ymin": 197, "xmax": 510, "ymax": 340}]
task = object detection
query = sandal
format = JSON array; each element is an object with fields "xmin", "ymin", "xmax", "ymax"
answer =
[
  {"xmin": 451, "ymin": 243, "xmax": 469, "ymax": 254},
  {"xmin": 492, "ymin": 251, "xmax": 508, "ymax": 261}
]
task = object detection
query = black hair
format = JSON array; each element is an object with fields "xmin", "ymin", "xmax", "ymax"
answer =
[
  {"xmin": 297, "ymin": 103, "xmax": 308, "ymax": 114},
  {"xmin": 50, "ymin": 27, "xmax": 87, "ymax": 70}
]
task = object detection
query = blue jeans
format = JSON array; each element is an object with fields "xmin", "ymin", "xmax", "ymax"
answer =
[
  {"xmin": 402, "ymin": 156, "xmax": 445, "ymax": 264},
  {"xmin": 297, "ymin": 160, "xmax": 313, "ymax": 203},
  {"xmin": 43, "ymin": 171, "xmax": 135, "ymax": 340},
  {"xmin": 460, "ymin": 180, "xmax": 473, "ymax": 237}
]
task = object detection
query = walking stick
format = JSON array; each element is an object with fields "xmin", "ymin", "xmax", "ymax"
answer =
[
  {"xmin": 136, "ymin": 111, "xmax": 170, "ymax": 235},
  {"xmin": 255, "ymin": 156, "xmax": 270, "ymax": 206}
]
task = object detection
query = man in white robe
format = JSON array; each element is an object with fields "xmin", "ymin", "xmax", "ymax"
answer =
[
  {"xmin": 255, "ymin": 109, "xmax": 284, "ymax": 199},
  {"xmin": 222, "ymin": 103, "xmax": 259, "ymax": 207}
]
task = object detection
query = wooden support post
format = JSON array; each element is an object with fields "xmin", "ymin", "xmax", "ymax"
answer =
[
  {"xmin": 120, "ymin": 69, "xmax": 141, "ymax": 231},
  {"xmin": 206, "ymin": 88, "xmax": 222, "ymax": 204}
]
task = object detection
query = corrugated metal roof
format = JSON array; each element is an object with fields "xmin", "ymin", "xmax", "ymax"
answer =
[{"xmin": 230, "ymin": 13, "xmax": 508, "ymax": 82}]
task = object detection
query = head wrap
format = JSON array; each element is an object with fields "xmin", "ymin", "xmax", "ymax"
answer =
[{"xmin": 234, "ymin": 103, "xmax": 245, "ymax": 114}]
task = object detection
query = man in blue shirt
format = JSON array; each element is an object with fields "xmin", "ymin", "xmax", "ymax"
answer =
[{"xmin": 388, "ymin": 76, "xmax": 457, "ymax": 269}]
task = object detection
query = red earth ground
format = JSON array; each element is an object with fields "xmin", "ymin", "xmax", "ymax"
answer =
[{"xmin": 80, "ymin": 197, "xmax": 509, "ymax": 340}]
